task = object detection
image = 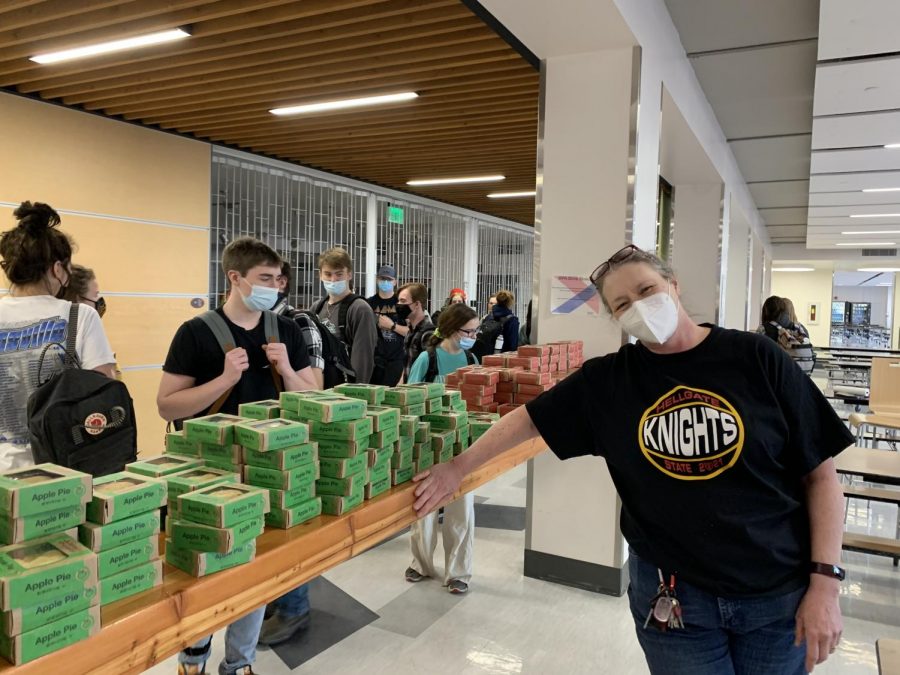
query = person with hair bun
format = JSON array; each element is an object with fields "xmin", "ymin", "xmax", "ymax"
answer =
[
  {"xmin": 404, "ymin": 302, "xmax": 479, "ymax": 594},
  {"xmin": 0, "ymin": 201, "xmax": 116, "ymax": 470}
]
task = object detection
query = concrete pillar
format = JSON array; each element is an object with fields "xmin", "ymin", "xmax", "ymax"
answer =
[
  {"xmin": 722, "ymin": 203, "xmax": 750, "ymax": 330},
  {"xmin": 670, "ymin": 184, "xmax": 723, "ymax": 324}
]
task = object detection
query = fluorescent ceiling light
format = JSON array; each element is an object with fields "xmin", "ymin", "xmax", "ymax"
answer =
[
  {"xmin": 859, "ymin": 267, "xmax": 900, "ymax": 272},
  {"xmin": 850, "ymin": 213, "xmax": 900, "ymax": 218},
  {"xmin": 407, "ymin": 175, "xmax": 505, "ymax": 186},
  {"xmin": 772, "ymin": 267, "xmax": 815, "ymax": 272},
  {"xmin": 30, "ymin": 28, "xmax": 190, "ymax": 64},
  {"xmin": 886, "ymin": 144, "xmax": 900, "ymax": 149},
  {"xmin": 836, "ymin": 242, "xmax": 896, "ymax": 246},
  {"xmin": 877, "ymin": 282, "xmax": 894, "ymax": 286},
  {"xmin": 862, "ymin": 187, "xmax": 900, "ymax": 193},
  {"xmin": 270, "ymin": 91, "xmax": 417, "ymax": 116},
  {"xmin": 841, "ymin": 230, "xmax": 900, "ymax": 235},
  {"xmin": 487, "ymin": 190, "xmax": 536, "ymax": 199}
]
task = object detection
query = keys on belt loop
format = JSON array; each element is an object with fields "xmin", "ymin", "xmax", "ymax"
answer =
[{"xmin": 643, "ymin": 568, "xmax": 684, "ymax": 632}]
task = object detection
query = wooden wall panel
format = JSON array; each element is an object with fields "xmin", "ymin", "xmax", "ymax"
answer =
[
  {"xmin": 0, "ymin": 93, "xmax": 210, "ymax": 227},
  {"xmin": 121, "ymin": 369, "xmax": 168, "ymax": 459}
]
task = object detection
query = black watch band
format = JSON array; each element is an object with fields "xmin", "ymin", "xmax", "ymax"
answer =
[{"xmin": 810, "ymin": 562, "xmax": 845, "ymax": 581}]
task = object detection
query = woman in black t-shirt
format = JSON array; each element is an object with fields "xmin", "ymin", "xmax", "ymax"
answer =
[{"xmin": 412, "ymin": 246, "xmax": 851, "ymax": 675}]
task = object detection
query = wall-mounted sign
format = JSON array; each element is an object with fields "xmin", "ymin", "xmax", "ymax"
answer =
[{"xmin": 388, "ymin": 206, "xmax": 404, "ymax": 224}]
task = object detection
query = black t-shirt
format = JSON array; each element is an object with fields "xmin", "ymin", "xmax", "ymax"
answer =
[
  {"xmin": 367, "ymin": 294, "xmax": 404, "ymax": 363},
  {"xmin": 163, "ymin": 308, "xmax": 310, "ymax": 416},
  {"xmin": 525, "ymin": 325, "xmax": 853, "ymax": 597}
]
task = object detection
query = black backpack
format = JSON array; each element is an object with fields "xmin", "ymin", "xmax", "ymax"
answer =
[
  {"xmin": 471, "ymin": 314, "xmax": 512, "ymax": 360},
  {"xmin": 424, "ymin": 348, "xmax": 476, "ymax": 383},
  {"xmin": 27, "ymin": 304, "xmax": 137, "ymax": 476},
  {"xmin": 298, "ymin": 295, "xmax": 361, "ymax": 388}
]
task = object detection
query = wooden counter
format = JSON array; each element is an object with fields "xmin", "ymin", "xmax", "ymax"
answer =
[{"xmin": 0, "ymin": 439, "xmax": 546, "ymax": 674}]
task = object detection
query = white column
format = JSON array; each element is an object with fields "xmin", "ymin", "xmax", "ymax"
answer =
[
  {"xmin": 365, "ymin": 193, "xmax": 377, "ymax": 297},
  {"xmin": 722, "ymin": 203, "xmax": 750, "ymax": 330},
  {"xmin": 463, "ymin": 218, "xmax": 479, "ymax": 306}
]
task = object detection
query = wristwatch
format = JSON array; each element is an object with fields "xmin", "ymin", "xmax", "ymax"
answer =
[{"xmin": 810, "ymin": 562, "xmax": 846, "ymax": 581}]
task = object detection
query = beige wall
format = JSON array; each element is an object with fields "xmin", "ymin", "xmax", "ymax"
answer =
[
  {"xmin": 770, "ymin": 269, "xmax": 834, "ymax": 347},
  {"xmin": 0, "ymin": 93, "xmax": 211, "ymax": 456}
]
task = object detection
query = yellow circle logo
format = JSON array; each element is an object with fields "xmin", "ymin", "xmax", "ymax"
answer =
[{"xmin": 637, "ymin": 386, "xmax": 744, "ymax": 480}]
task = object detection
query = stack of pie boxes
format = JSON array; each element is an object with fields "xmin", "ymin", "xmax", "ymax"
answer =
[
  {"xmin": 0, "ymin": 465, "xmax": 100, "ymax": 665},
  {"xmin": 281, "ymin": 391, "xmax": 367, "ymax": 516},
  {"xmin": 158, "ymin": 415, "xmax": 261, "ymax": 576}
]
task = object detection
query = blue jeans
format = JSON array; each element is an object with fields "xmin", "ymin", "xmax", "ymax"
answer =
[
  {"xmin": 179, "ymin": 606, "xmax": 265, "ymax": 675},
  {"xmin": 627, "ymin": 552, "xmax": 807, "ymax": 675},
  {"xmin": 274, "ymin": 583, "xmax": 310, "ymax": 617}
]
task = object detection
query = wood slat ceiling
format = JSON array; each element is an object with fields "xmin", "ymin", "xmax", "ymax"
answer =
[{"xmin": 0, "ymin": 0, "xmax": 539, "ymax": 224}]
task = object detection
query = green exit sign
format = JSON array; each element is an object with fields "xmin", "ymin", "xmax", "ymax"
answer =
[{"xmin": 388, "ymin": 206, "xmax": 404, "ymax": 224}]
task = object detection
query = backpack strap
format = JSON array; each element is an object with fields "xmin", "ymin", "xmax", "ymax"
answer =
[
  {"xmin": 197, "ymin": 311, "xmax": 237, "ymax": 415},
  {"xmin": 465, "ymin": 350, "xmax": 477, "ymax": 365},
  {"xmin": 262, "ymin": 311, "xmax": 283, "ymax": 394},
  {"xmin": 338, "ymin": 294, "xmax": 361, "ymax": 350},
  {"xmin": 424, "ymin": 348, "xmax": 439, "ymax": 383},
  {"xmin": 64, "ymin": 303, "xmax": 80, "ymax": 368}
]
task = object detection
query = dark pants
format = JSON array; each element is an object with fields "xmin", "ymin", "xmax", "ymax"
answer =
[{"xmin": 371, "ymin": 359, "xmax": 404, "ymax": 386}]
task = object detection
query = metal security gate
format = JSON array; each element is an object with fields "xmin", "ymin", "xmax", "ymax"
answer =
[{"xmin": 476, "ymin": 224, "xmax": 534, "ymax": 320}]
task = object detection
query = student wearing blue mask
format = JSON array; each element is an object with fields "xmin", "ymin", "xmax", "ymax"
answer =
[
  {"xmin": 158, "ymin": 236, "xmax": 317, "ymax": 675},
  {"xmin": 367, "ymin": 264, "xmax": 408, "ymax": 386},
  {"xmin": 405, "ymin": 302, "xmax": 480, "ymax": 594}
]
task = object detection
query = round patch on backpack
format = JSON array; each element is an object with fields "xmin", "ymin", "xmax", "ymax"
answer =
[{"xmin": 84, "ymin": 412, "xmax": 107, "ymax": 436}]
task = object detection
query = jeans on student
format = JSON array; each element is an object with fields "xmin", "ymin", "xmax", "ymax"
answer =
[
  {"xmin": 179, "ymin": 606, "xmax": 265, "ymax": 675},
  {"xmin": 274, "ymin": 582, "xmax": 310, "ymax": 617},
  {"xmin": 627, "ymin": 551, "xmax": 807, "ymax": 675}
]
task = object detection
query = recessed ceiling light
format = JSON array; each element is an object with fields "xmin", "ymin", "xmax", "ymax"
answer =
[
  {"xmin": 30, "ymin": 28, "xmax": 190, "ymax": 64},
  {"xmin": 407, "ymin": 175, "xmax": 505, "ymax": 186},
  {"xmin": 270, "ymin": 91, "xmax": 418, "ymax": 116},
  {"xmin": 841, "ymin": 230, "xmax": 900, "ymax": 235},
  {"xmin": 849, "ymin": 213, "xmax": 900, "ymax": 218},
  {"xmin": 886, "ymin": 144, "xmax": 900, "ymax": 149},
  {"xmin": 772, "ymin": 267, "xmax": 815, "ymax": 272},
  {"xmin": 487, "ymin": 191, "xmax": 536, "ymax": 199},
  {"xmin": 836, "ymin": 242, "xmax": 896, "ymax": 246},
  {"xmin": 859, "ymin": 267, "xmax": 900, "ymax": 272},
  {"xmin": 862, "ymin": 187, "xmax": 900, "ymax": 192}
]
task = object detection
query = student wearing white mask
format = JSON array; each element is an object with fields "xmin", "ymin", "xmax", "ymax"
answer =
[{"xmin": 413, "ymin": 245, "xmax": 851, "ymax": 675}]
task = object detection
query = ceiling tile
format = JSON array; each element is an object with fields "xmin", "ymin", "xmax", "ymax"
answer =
[
  {"xmin": 811, "ymin": 110, "xmax": 900, "ymax": 150},
  {"xmin": 810, "ymin": 171, "xmax": 900, "ymax": 193},
  {"xmin": 813, "ymin": 56, "xmax": 900, "ymax": 116},
  {"xmin": 818, "ymin": 0, "xmax": 900, "ymax": 60},
  {"xmin": 811, "ymin": 147, "xmax": 900, "ymax": 174},
  {"xmin": 730, "ymin": 135, "xmax": 812, "ymax": 182},
  {"xmin": 759, "ymin": 207, "xmax": 808, "ymax": 225},
  {"xmin": 748, "ymin": 180, "xmax": 810, "ymax": 208}
]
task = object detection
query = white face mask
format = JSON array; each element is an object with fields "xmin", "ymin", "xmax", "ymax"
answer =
[{"xmin": 618, "ymin": 290, "xmax": 679, "ymax": 345}]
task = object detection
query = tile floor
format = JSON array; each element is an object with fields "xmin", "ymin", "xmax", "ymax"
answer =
[{"xmin": 146, "ymin": 461, "xmax": 900, "ymax": 674}]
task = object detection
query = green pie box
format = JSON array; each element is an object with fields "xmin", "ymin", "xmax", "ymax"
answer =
[
  {"xmin": 310, "ymin": 417, "xmax": 373, "ymax": 441},
  {"xmin": 237, "ymin": 400, "xmax": 282, "ymax": 420},
  {"xmin": 442, "ymin": 390, "xmax": 463, "ymax": 407},
  {"xmin": 402, "ymin": 382, "xmax": 444, "ymax": 399},
  {"xmin": 456, "ymin": 425, "xmax": 470, "ymax": 443},
  {"xmin": 296, "ymin": 395, "xmax": 367, "ymax": 424},
  {"xmin": 396, "ymin": 435, "xmax": 415, "ymax": 454},
  {"xmin": 96, "ymin": 536, "xmax": 159, "ymax": 579},
  {"xmin": 268, "ymin": 483, "xmax": 316, "ymax": 510},
  {"xmin": 364, "ymin": 476, "xmax": 391, "ymax": 500},
  {"xmin": 98, "ymin": 559, "xmax": 162, "ymax": 606},
  {"xmin": 126, "ymin": 454, "xmax": 204, "ymax": 478},
  {"xmin": 469, "ymin": 412, "xmax": 501, "ymax": 423},
  {"xmin": 168, "ymin": 515, "xmax": 264, "ymax": 554},
  {"xmin": 320, "ymin": 454, "xmax": 367, "ymax": 479},
  {"xmin": 368, "ymin": 459, "xmax": 391, "ymax": 484},
  {"xmin": 86, "ymin": 472, "xmax": 166, "ymax": 525},
  {"xmin": 165, "ymin": 431, "xmax": 201, "ymax": 457},
  {"xmin": 0, "ymin": 505, "xmax": 85, "ymax": 545},
  {"xmin": 166, "ymin": 467, "xmax": 239, "ymax": 501},
  {"xmin": 243, "ymin": 443, "xmax": 317, "ymax": 470},
  {"xmin": 243, "ymin": 463, "xmax": 319, "ymax": 491},
  {"xmin": 433, "ymin": 445, "xmax": 454, "ymax": 465},
  {"xmin": 177, "ymin": 483, "xmax": 270, "ymax": 528},
  {"xmin": 413, "ymin": 439, "xmax": 433, "ymax": 459},
  {"xmin": 0, "ymin": 605, "xmax": 100, "ymax": 665},
  {"xmin": 0, "ymin": 533, "xmax": 98, "ymax": 612},
  {"xmin": 167, "ymin": 499, "xmax": 180, "ymax": 520},
  {"xmin": 316, "ymin": 438, "xmax": 366, "ymax": 459},
  {"xmin": 422, "ymin": 412, "xmax": 468, "ymax": 432},
  {"xmin": 391, "ymin": 447, "xmax": 413, "ymax": 470},
  {"xmin": 201, "ymin": 458, "xmax": 244, "ymax": 474},
  {"xmin": 452, "ymin": 400, "xmax": 468, "ymax": 413},
  {"xmin": 383, "ymin": 387, "xmax": 426, "ymax": 406},
  {"xmin": 320, "ymin": 484, "xmax": 364, "ymax": 515},
  {"xmin": 391, "ymin": 467, "xmax": 414, "ymax": 486},
  {"xmin": 366, "ymin": 445, "xmax": 393, "ymax": 468},
  {"xmin": 165, "ymin": 538, "xmax": 256, "ymax": 577},
  {"xmin": 79, "ymin": 510, "xmax": 160, "ymax": 552},
  {"xmin": 430, "ymin": 430, "xmax": 457, "ymax": 452},
  {"xmin": 199, "ymin": 443, "xmax": 243, "ymax": 465},
  {"xmin": 399, "ymin": 403, "xmax": 426, "ymax": 417},
  {"xmin": 0, "ymin": 584, "xmax": 98, "ymax": 637},
  {"xmin": 183, "ymin": 414, "xmax": 246, "ymax": 446},
  {"xmin": 424, "ymin": 397, "xmax": 445, "ymax": 414},
  {"xmin": 332, "ymin": 383, "xmax": 387, "ymax": 405},
  {"xmin": 315, "ymin": 470, "xmax": 367, "ymax": 497},
  {"xmin": 415, "ymin": 422, "xmax": 431, "ymax": 443},
  {"xmin": 0, "ymin": 465, "xmax": 91, "ymax": 519},
  {"xmin": 365, "ymin": 405, "xmax": 400, "ymax": 432},
  {"xmin": 368, "ymin": 426, "xmax": 399, "ymax": 449},
  {"xmin": 234, "ymin": 418, "xmax": 310, "ymax": 452},
  {"xmin": 280, "ymin": 409, "xmax": 304, "ymax": 423},
  {"xmin": 415, "ymin": 453, "xmax": 435, "ymax": 474},
  {"xmin": 399, "ymin": 415, "xmax": 418, "ymax": 437},
  {"xmin": 265, "ymin": 497, "xmax": 322, "ymax": 529},
  {"xmin": 279, "ymin": 390, "xmax": 329, "ymax": 414}
]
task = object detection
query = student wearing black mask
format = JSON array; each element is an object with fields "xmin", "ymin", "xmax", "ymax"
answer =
[
  {"xmin": 64, "ymin": 264, "xmax": 107, "ymax": 318},
  {"xmin": 397, "ymin": 282, "xmax": 434, "ymax": 383}
]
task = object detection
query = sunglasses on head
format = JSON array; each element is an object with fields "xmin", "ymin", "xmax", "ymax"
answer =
[{"xmin": 589, "ymin": 244, "xmax": 643, "ymax": 286}]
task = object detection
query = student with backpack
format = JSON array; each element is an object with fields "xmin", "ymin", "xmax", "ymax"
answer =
[
  {"xmin": 0, "ymin": 202, "xmax": 118, "ymax": 472},
  {"xmin": 471, "ymin": 289, "xmax": 519, "ymax": 360},
  {"xmin": 367, "ymin": 264, "xmax": 408, "ymax": 386},
  {"xmin": 157, "ymin": 237, "xmax": 316, "ymax": 675},
  {"xmin": 404, "ymin": 303, "xmax": 479, "ymax": 594},
  {"xmin": 274, "ymin": 261, "xmax": 324, "ymax": 389},
  {"xmin": 313, "ymin": 247, "xmax": 378, "ymax": 384},
  {"xmin": 398, "ymin": 282, "xmax": 435, "ymax": 382}
]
